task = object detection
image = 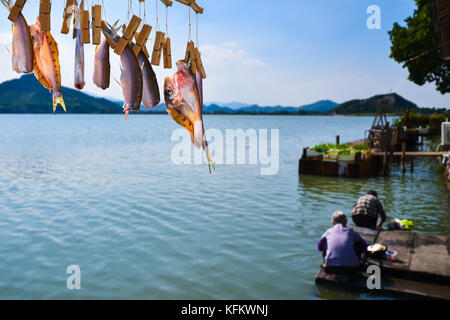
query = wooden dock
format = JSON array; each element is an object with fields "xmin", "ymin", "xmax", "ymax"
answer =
[{"xmin": 315, "ymin": 227, "xmax": 450, "ymax": 299}]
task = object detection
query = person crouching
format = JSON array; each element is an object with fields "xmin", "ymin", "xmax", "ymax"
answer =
[{"xmin": 318, "ymin": 211, "xmax": 367, "ymax": 275}]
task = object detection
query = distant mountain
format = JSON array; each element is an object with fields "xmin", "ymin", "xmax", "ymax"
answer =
[
  {"xmin": 299, "ymin": 100, "xmax": 339, "ymax": 113},
  {"xmin": 332, "ymin": 93, "xmax": 420, "ymax": 115},
  {"xmin": 0, "ymin": 74, "xmax": 121, "ymax": 114},
  {"xmin": 205, "ymin": 102, "xmax": 252, "ymax": 110}
]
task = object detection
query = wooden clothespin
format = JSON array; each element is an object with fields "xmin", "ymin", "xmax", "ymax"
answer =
[
  {"xmin": 114, "ymin": 15, "xmax": 142, "ymax": 55},
  {"xmin": 134, "ymin": 32, "xmax": 151, "ymax": 58},
  {"xmin": 82, "ymin": 8, "xmax": 90, "ymax": 43},
  {"xmin": 133, "ymin": 24, "xmax": 152, "ymax": 57},
  {"xmin": 91, "ymin": 4, "xmax": 102, "ymax": 44},
  {"xmin": 163, "ymin": 37, "xmax": 172, "ymax": 69},
  {"xmin": 39, "ymin": 0, "xmax": 51, "ymax": 32},
  {"xmin": 8, "ymin": 0, "xmax": 27, "ymax": 22},
  {"xmin": 194, "ymin": 47, "xmax": 206, "ymax": 79},
  {"xmin": 151, "ymin": 31, "xmax": 165, "ymax": 66},
  {"xmin": 184, "ymin": 40, "xmax": 195, "ymax": 63},
  {"xmin": 61, "ymin": 0, "xmax": 74, "ymax": 34},
  {"xmin": 73, "ymin": 0, "xmax": 81, "ymax": 39}
]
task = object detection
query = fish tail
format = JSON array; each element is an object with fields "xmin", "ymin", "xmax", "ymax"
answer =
[
  {"xmin": 206, "ymin": 150, "xmax": 215, "ymax": 174},
  {"xmin": 1, "ymin": 0, "xmax": 13, "ymax": 11},
  {"xmin": 53, "ymin": 92, "xmax": 66, "ymax": 114}
]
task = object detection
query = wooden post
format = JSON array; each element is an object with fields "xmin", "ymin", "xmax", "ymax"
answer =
[
  {"xmin": 39, "ymin": 0, "xmax": 51, "ymax": 32},
  {"xmin": 401, "ymin": 142, "xmax": 406, "ymax": 173},
  {"xmin": 8, "ymin": 0, "xmax": 27, "ymax": 22},
  {"xmin": 336, "ymin": 135, "xmax": 340, "ymax": 146},
  {"xmin": 410, "ymin": 157, "xmax": 414, "ymax": 173},
  {"xmin": 302, "ymin": 148, "xmax": 308, "ymax": 160}
]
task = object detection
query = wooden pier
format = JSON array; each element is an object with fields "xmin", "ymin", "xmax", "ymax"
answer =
[{"xmin": 315, "ymin": 227, "xmax": 450, "ymax": 299}]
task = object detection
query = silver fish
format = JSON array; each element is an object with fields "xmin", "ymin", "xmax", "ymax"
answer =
[
  {"xmin": 101, "ymin": 22, "xmax": 142, "ymax": 119},
  {"xmin": 1, "ymin": 0, "xmax": 34, "ymax": 74},
  {"xmin": 93, "ymin": 39, "xmax": 110, "ymax": 90},
  {"xmin": 74, "ymin": 27, "xmax": 85, "ymax": 90},
  {"xmin": 137, "ymin": 50, "xmax": 160, "ymax": 109}
]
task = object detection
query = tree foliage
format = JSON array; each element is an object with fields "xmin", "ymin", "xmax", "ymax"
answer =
[{"xmin": 389, "ymin": 0, "xmax": 450, "ymax": 94}]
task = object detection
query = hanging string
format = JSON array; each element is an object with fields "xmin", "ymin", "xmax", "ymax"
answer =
[
  {"xmin": 101, "ymin": 0, "xmax": 108, "ymax": 22},
  {"xmin": 143, "ymin": 0, "xmax": 147, "ymax": 24},
  {"xmin": 196, "ymin": 13, "xmax": 199, "ymax": 46},
  {"xmin": 188, "ymin": 7, "xmax": 191, "ymax": 42},
  {"xmin": 165, "ymin": 5, "xmax": 169, "ymax": 37},
  {"xmin": 155, "ymin": 0, "xmax": 161, "ymax": 31}
]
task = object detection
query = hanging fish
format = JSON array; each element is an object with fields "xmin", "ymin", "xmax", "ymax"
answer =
[
  {"xmin": 1, "ymin": 0, "xmax": 34, "ymax": 74},
  {"xmin": 164, "ymin": 60, "xmax": 214, "ymax": 172},
  {"xmin": 93, "ymin": 39, "xmax": 110, "ymax": 90},
  {"xmin": 101, "ymin": 23, "xmax": 142, "ymax": 119},
  {"xmin": 29, "ymin": 17, "xmax": 66, "ymax": 114},
  {"xmin": 74, "ymin": 18, "xmax": 85, "ymax": 90},
  {"xmin": 137, "ymin": 50, "xmax": 160, "ymax": 109}
]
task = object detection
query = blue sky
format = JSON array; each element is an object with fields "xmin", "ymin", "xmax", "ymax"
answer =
[{"xmin": 0, "ymin": 0, "xmax": 448, "ymax": 108}]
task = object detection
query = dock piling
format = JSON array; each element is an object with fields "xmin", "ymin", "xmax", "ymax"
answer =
[{"xmin": 402, "ymin": 142, "xmax": 406, "ymax": 173}]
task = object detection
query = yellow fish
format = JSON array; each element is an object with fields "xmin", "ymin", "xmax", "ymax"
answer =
[{"xmin": 30, "ymin": 17, "xmax": 66, "ymax": 114}]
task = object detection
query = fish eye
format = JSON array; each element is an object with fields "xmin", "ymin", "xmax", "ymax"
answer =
[{"xmin": 165, "ymin": 88, "xmax": 173, "ymax": 95}]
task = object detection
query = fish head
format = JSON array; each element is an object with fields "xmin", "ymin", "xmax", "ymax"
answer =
[
  {"xmin": 164, "ymin": 76, "xmax": 182, "ymax": 107},
  {"xmin": 174, "ymin": 60, "xmax": 196, "ymax": 88}
]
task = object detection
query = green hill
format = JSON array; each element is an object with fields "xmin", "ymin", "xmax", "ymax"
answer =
[
  {"xmin": 331, "ymin": 93, "xmax": 420, "ymax": 115},
  {"xmin": 0, "ymin": 74, "xmax": 121, "ymax": 114}
]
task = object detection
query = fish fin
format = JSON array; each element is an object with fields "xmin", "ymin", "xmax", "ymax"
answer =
[
  {"xmin": 53, "ymin": 95, "xmax": 66, "ymax": 114},
  {"xmin": 1, "ymin": 0, "xmax": 13, "ymax": 11},
  {"xmin": 124, "ymin": 109, "xmax": 129, "ymax": 120}
]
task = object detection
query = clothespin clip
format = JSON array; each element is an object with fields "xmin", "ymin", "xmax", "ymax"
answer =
[
  {"xmin": 39, "ymin": 0, "xmax": 51, "ymax": 31},
  {"xmin": 133, "ymin": 24, "xmax": 152, "ymax": 57},
  {"xmin": 8, "ymin": 0, "xmax": 27, "ymax": 22},
  {"xmin": 184, "ymin": 40, "xmax": 195, "ymax": 63},
  {"xmin": 151, "ymin": 31, "xmax": 165, "ymax": 66},
  {"xmin": 163, "ymin": 37, "xmax": 172, "ymax": 69},
  {"xmin": 91, "ymin": 4, "xmax": 102, "ymax": 44},
  {"xmin": 61, "ymin": 0, "xmax": 74, "ymax": 34},
  {"xmin": 194, "ymin": 47, "xmax": 206, "ymax": 79},
  {"xmin": 114, "ymin": 15, "xmax": 142, "ymax": 55},
  {"xmin": 82, "ymin": 7, "xmax": 90, "ymax": 43}
]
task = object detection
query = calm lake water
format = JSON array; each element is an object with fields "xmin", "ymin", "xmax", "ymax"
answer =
[{"xmin": 0, "ymin": 114, "xmax": 448, "ymax": 300}]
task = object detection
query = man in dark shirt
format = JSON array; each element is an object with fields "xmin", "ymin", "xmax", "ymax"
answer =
[
  {"xmin": 318, "ymin": 211, "xmax": 367, "ymax": 275},
  {"xmin": 351, "ymin": 190, "xmax": 386, "ymax": 229}
]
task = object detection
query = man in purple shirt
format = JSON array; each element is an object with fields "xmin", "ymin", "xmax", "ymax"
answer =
[{"xmin": 318, "ymin": 211, "xmax": 367, "ymax": 275}]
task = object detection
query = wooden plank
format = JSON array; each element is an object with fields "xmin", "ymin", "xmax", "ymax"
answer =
[
  {"xmin": 61, "ymin": 0, "xmax": 74, "ymax": 34},
  {"xmin": 371, "ymin": 151, "xmax": 448, "ymax": 157},
  {"xmin": 151, "ymin": 31, "xmax": 165, "ymax": 65},
  {"xmin": 8, "ymin": 0, "xmax": 27, "ymax": 22}
]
